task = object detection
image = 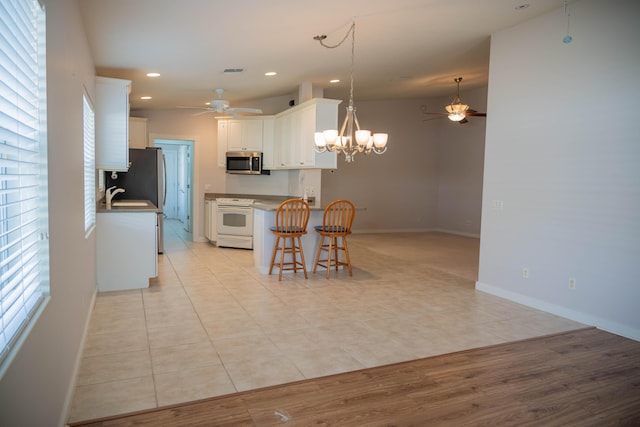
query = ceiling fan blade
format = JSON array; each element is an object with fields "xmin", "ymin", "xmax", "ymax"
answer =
[
  {"xmin": 176, "ymin": 105, "xmax": 208, "ymax": 110},
  {"xmin": 467, "ymin": 111, "xmax": 487, "ymax": 117},
  {"xmin": 458, "ymin": 118, "xmax": 469, "ymax": 124},
  {"xmin": 227, "ymin": 107, "xmax": 263, "ymax": 114},
  {"xmin": 422, "ymin": 116, "xmax": 446, "ymax": 122},
  {"xmin": 422, "ymin": 111, "xmax": 448, "ymax": 116},
  {"xmin": 192, "ymin": 110, "xmax": 216, "ymax": 116}
]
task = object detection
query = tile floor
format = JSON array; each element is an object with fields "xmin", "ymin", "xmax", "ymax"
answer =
[{"xmin": 68, "ymin": 220, "xmax": 586, "ymax": 423}]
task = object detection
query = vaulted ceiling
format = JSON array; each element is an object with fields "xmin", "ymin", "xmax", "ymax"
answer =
[{"xmin": 79, "ymin": 0, "xmax": 566, "ymax": 111}]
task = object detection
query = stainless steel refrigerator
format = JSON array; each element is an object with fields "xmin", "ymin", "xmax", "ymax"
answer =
[{"xmin": 105, "ymin": 147, "xmax": 166, "ymax": 253}]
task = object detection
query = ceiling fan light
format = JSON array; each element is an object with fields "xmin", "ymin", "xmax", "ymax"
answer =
[
  {"xmin": 446, "ymin": 102, "xmax": 469, "ymax": 121},
  {"xmin": 445, "ymin": 103, "xmax": 469, "ymax": 114},
  {"xmin": 448, "ymin": 112, "xmax": 466, "ymax": 121}
]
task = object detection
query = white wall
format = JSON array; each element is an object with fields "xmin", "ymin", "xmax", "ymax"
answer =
[
  {"xmin": 0, "ymin": 0, "xmax": 98, "ymax": 425},
  {"xmin": 322, "ymin": 98, "xmax": 439, "ymax": 231},
  {"xmin": 435, "ymin": 87, "xmax": 487, "ymax": 237},
  {"xmin": 477, "ymin": 0, "xmax": 640, "ymax": 339},
  {"xmin": 322, "ymin": 96, "xmax": 486, "ymax": 233}
]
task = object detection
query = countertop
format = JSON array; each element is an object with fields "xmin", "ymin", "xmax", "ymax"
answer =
[
  {"xmin": 252, "ymin": 200, "xmax": 323, "ymax": 212},
  {"xmin": 205, "ymin": 193, "xmax": 323, "ymax": 211},
  {"xmin": 205, "ymin": 193, "xmax": 364, "ymax": 212},
  {"xmin": 97, "ymin": 199, "xmax": 159, "ymax": 213}
]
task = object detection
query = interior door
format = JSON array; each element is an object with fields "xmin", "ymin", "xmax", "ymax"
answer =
[
  {"xmin": 162, "ymin": 147, "xmax": 179, "ymax": 219},
  {"xmin": 153, "ymin": 138, "xmax": 194, "ymax": 235}
]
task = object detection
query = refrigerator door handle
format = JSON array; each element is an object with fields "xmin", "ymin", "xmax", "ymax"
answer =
[{"xmin": 162, "ymin": 153, "xmax": 167, "ymax": 207}]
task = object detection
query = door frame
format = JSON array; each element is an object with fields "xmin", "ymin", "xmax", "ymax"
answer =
[{"xmin": 150, "ymin": 135, "xmax": 195, "ymax": 235}]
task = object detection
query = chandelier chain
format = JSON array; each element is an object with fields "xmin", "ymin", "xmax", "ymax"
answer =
[{"xmin": 318, "ymin": 22, "xmax": 356, "ymax": 107}]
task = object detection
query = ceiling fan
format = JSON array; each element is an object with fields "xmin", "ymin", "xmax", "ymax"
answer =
[
  {"xmin": 421, "ymin": 77, "xmax": 486, "ymax": 124},
  {"xmin": 178, "ymin": 88, "xmax": 263, "ymax": 117}
]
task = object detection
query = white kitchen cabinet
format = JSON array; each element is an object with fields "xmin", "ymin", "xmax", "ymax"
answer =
[
  {"xmin": 217, "ymin": 117, "xmax": 267, "ymax": 168},
  {"xmin": 129, "ymin": 117, "xmax": 148, "ymax": 148},
  {"xmin": 204, "ymin": 199, "xmax": 217, "ymax": 242},
  {"xmin": 273, "ymin": 112, "xmax": 294, "ymax": 168},
  {"xmin": 97, "ymin": 211, "xmax": 157, "ymax": 291},
  {"xmin": 272, "ymin": 98, "xmax": 340, "ymax": 169},
  {"xmin": 222, "ymin": 118, "xmax": 264, "ymax": 152},
  {"xmin": 96, "ymin": 77, "xmax": 131, "ymax": 171},
  {"xmin": 217, "ymin": 119, "xmax": 228, "ymax": 168},
  {"xmin": 262, "ymin": 117, "xmax": 275, "ymax": 170}
]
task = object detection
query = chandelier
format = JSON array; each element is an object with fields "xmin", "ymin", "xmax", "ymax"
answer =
[
  {"xmin": 313, "ymin": 20, "xmax": 388, "ymax": 163},
  {"xmin": 445, "ymin": 77, "xmax": 469, "ymax": 121}
]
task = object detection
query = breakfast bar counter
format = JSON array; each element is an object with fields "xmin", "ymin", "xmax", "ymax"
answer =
[{"xmin": 252, "ymin": 203, "xmax": 326, "ymax": 275}]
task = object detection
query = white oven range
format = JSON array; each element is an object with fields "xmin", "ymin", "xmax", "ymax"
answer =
[{"xmin": 216, "ymin": 198, "xmax": 254, "ymax": 249}]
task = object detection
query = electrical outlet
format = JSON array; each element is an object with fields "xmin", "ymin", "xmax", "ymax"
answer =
[
  {"xmin": 569, "ymin": 278, "xmax": 576, "ymax": 290},
  {"xmin": 305, "ymin": 187, "xmax": 315, "ymax": 196},
  {"xmin": 522, "ymin": 268, "xmax": 529, "ymax": 278}
]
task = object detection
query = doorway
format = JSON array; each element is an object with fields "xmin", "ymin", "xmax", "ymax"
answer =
[{"xmin": 153, "ymin": 139, "xmax": 194, "ymax": 233}]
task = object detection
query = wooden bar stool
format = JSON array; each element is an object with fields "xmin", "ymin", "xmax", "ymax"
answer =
[
  {"xmin": 313, "ymin": 199, "xmax": 355, "ymax": 279},
  {"xmin": 268, "ymin": 198, "xmax": 311, "ymax": 280}
]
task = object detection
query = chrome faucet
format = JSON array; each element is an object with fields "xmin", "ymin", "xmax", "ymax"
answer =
[{"xmin": 105, "ymin": 186, "xmax": 125, "ymax": 209}]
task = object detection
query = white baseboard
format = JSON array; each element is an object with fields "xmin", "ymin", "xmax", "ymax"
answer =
[
  {"xmin": 351, "ymin": 228, "xmax": 436, "ymax": 234},
  {"xmin": 475, "ymin": 281, "xmax": 640, "ymax": 341},
  {"xmin": 62, "ymin": 288, "xmax": 97, "ymax": 426},
  {"xmin": 351, "ymin": 228, "xmax": 479, "ymax": 238},
  {"xmin": 434, "ymin": 228, "xmax": 481, "ymax": 238}
]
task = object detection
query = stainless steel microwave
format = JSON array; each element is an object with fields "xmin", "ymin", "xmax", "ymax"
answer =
[{"xmin": 226, "ymin": 151, "xmax": 264, "ymax": 175}]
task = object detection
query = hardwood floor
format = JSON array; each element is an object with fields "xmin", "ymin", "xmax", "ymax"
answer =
[{"xmin": 69, "ymin": 327, "xmax": 640, "ymax": 427}]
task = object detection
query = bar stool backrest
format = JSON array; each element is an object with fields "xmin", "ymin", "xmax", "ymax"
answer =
[
  {"xmin": 274, "ymin": 198, "xmax": 310, "ymax": 234},
  {"xmin": 320, "ymin": 199, "xmax": 355, "ymax": 235}
]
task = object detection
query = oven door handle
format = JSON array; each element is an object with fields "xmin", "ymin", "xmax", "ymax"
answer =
[{"xmin": 217, "ymin": 206, "xmax": 253, "ymax": 213}]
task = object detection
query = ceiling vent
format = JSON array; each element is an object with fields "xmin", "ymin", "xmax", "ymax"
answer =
[{"xmin": 223, "ymin": 68, "xmax": 244, "ymax": 74}]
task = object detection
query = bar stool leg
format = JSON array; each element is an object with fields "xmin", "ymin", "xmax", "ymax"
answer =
[
  {"xmin": 343, "ymin": 236, "xmax": 352, "ymax": 276},
  {"xmin": 269, "ymin": 236, "xmax": 280, "ymax": 276},
  {"xmin": 297, "ymin": 235, "xmax": 308, "ymax": 278},
  {"xmin": 278, "ymin": 236, "xmax": 287, "ymax": 280},
  {"xmin": 313, "ymin": 235, "xmax": 324, "ymax": 274}
]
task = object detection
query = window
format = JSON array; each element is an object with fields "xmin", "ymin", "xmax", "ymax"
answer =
[
  {"xmin": 84, "ymin": 92, "xmax": 96, "ymax": 236},
  {"xmin": 0, "ymin": 0, "xmax": 49, "ymax": 375}
]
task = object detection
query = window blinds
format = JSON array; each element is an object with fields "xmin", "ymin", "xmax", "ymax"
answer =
[
  {"xmin": 84, "ymin": 93, "xmax": 96, "ymax": 236},
  {"xmin": 0, "ymin": 0, "xmax": 49, "ymax": 371}
]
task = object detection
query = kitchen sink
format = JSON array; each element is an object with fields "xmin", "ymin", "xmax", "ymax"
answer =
[{"xmin": 111, "ymin": 201, "xmax": 149, "ymax": 207}]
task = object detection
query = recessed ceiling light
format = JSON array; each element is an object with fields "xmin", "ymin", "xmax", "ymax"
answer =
[
  {"xmin": 146, "ymin": 72, "xmax": 160, "ymax": 77},
  {"xmin": 140, "ymin": 96, "xmax": 152, "ymax": 100},
  {"xmin": 330, "ymin": 79, "xmax": 340, "ymax": 83},
  {"xmin": 265, "ymin": 71, "xmax": 277, "ymax": 76}
]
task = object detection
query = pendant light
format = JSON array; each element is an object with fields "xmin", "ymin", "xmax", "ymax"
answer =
[{"xmin": 313, "ymin": 20, "xmax": 388, "ymax": 163}]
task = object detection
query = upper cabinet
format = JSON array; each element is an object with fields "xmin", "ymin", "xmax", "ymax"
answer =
[
  {"xmin": 129, "ymin": 117, "xmax": 148, "ymax": 149},
  {"xmin": 214, "ymin": 98, "xmax": 340, "ymax": 171},
  {"xmin": 219, "ymin": 118, "xmax": 264, "ymax": 152},
  {"xmin": 217, "ymin": 116, "xmax": 274, "ymax": 168},
  {"xmin": 273, "ymin": 98, "xmax": 340, "ymax": 170},
  {"xmin": 95, "ymin": 77, "xmax": 131, "ymax": 171}
]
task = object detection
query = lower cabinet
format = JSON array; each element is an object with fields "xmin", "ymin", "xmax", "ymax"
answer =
[
  {"xmin": 97, "ymin": 212, "xmax": 157, "ymax": 291},
  {"xmin": 204, "ymin": 199, "xmax": 217, "ymax": 242}
]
